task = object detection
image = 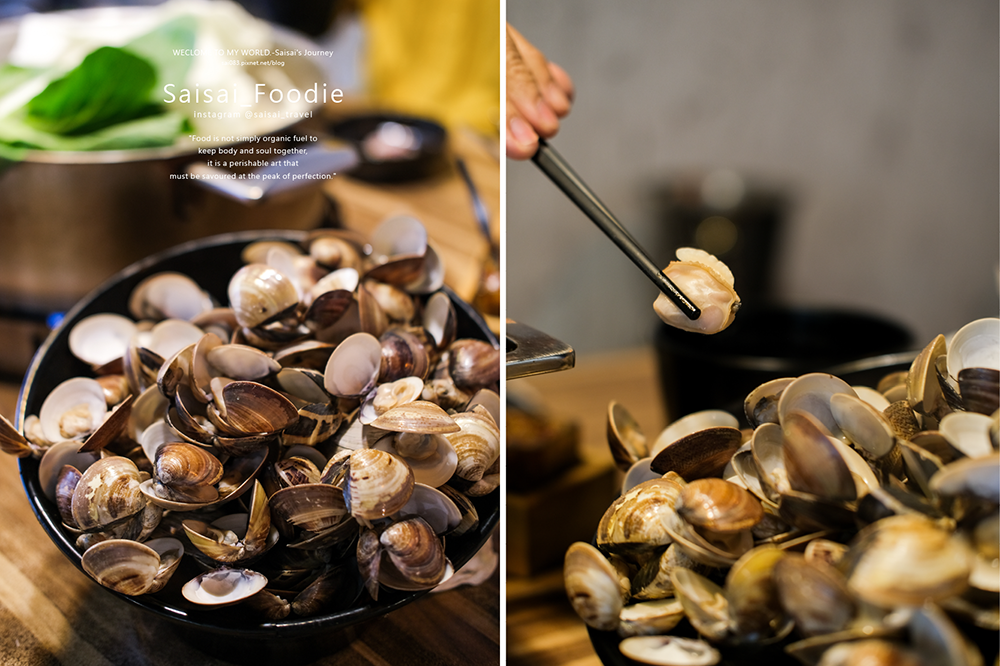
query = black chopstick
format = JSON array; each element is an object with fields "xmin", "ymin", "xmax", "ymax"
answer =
[{"xmin": 531, "ymin": 139, "xmax": 701, "ymax": 321}]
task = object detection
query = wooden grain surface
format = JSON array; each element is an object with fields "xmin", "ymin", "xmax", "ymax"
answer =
[{"xmin": 506, "ymin": 347, "xmax": 671, "ymax": 666}]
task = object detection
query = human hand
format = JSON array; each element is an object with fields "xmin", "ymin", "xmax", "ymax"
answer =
[{"xmin": 506, "ymin": 24, "xmax": 574, "ymax": 160}]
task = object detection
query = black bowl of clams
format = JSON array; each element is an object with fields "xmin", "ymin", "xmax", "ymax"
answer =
[{"xmin": 6, "ymin": 224, "xmax": 500, "ymax": 663}]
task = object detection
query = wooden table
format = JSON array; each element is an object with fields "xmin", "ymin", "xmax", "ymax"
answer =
[
  {"xmin": 506, "ymin": 347, "xmax": 670, "ymax": 666},
  {"xmin": 0, "ymin": 129, "xmax": 500, "ymax": 666}
]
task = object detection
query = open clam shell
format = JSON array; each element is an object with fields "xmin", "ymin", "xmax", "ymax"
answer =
[
  {"xmin": 778, "ymin": 373, "xmax": 858, "ymax": 441},
  {"xmin": 782, "ymin": 410, "xmax": 857, "ymax": 502},
  {"xmin": 907, "ymin": 334, "xmax": 948, "ymax": 419},
  {"xmin": 842, "ymin": 514, "xmax": 974, "ymax": 608},
  {"xmin": 181, "ymin": 567, "xmax": 268, "ymax": 607},
  {"xmin": 372, "ymin": 432, "xmax": 458, "ymax": 488},
  {"xmin": 947, "ymin": 318, "xmax": 1000, "ymax": 379},
  {"xmin": 269, "ymin": 481, "xmax": 350, "ymax": 534},
  {"xmin": 183, "ymin": 481, "xmax": 275, "ymax": 564},
  {"xmin": 394, "ymin": 483, "xmax": 462, "ymax": 535},
  {"xmin": 213, "ymin": 380, "xmax": 299, "ymax": 436},
  {"xmin": 38, "ymin": 441, "xmax": 100, "ymax": 502},
  {"xmin": 323, "ymin": 332, "xmax": 382, "ymax": 398},
  {"xmin": 669, "ymin": 566, "xmax": 731, "ymax": 641},
  {"xmin": 153, "ymin": 442, "xmax": 224, "ymax": 488},
  {"xmin": 830, "ymin": 392, "xmax": 897, "ymax": 460},
  {"xmin": 744, "ymin": 378, "xmax": 795, "ymax": 429},
  {"xmin": 129, "ymin": 272, "xmax": 215, "ymax": 322},
  {"xmin": 618, "ymin": 635, "xmax": 720, "ymax": 666},
  {"xmin": 649, "ymin": 424, "xmax": 742, "ymax": 482},
  {"xmin": 38, "ymin": 377, "xmax": 108, "ymax": 444},
  {"xmin": 564, "ymin": 541, "xmax": 626, "ymax": 632},
  {"xmin": 773, "ymin": 551, "xmax": 855, "ymax": 637},
  {"xmin": 69, "ymin": 313, "xmax": 138, "ymax": 369},
  {"xmin": 423, "ymin": 290, "xmax": 456, "ymax": 349},
  {"xmin": 378, "ymin": 329, "xmax": 432, "ymax": 383},
  {"xmin": 608, "ymin": 401, "xmax": 648, "ymax": 472}
]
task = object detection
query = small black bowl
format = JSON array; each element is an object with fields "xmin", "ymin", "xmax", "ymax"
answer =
[
  {"xmin": 330, "ymin": 113, "xmax": 448, "ymax": 182},
  {"xmin": 16, "ymin": 230, "xmax": 498, "ymax": 664}
]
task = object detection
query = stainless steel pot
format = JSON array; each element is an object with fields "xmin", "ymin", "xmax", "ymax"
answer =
[{"xmin": 0, "ymin": 8, "xmax": 351, "ymax": 315}]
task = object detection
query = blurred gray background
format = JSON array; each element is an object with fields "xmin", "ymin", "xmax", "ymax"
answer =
[{"xmin": 506, "ymin": 0, "xmax": 999, "ymax": 354}]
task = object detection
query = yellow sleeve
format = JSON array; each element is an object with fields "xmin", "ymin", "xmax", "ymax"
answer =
[{"xmin": 357, "ymin": 0, "xmax": 500, "ymax": 136}]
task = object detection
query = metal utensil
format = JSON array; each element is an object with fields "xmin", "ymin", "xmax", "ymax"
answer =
[
  {"xmin": 532, "ymin": 139, "xmax": 701, "ymax": 321},
  {"xmin": 456, "ymin": 157, "xmax": 494, "ymax": 250},
  {"xmin": 506, "ymin": 320, "xmax": 576, "ymax": 380}
]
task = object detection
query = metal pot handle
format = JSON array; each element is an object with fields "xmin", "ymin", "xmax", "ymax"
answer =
[
  {"xmin": 506, "ymin": 320, "xmax": 575, "ymax": 380},
  {"xmin": 185, "ymin": 137, "xmax": 358, "ymax": 204}
]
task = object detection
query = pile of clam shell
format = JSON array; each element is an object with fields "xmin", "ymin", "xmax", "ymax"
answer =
[
  {"xmin": 565, "ymin": 317, "xmax": 999, "ymax": 666},
  {"xmin": 0, "ymin": 218, "xmax": 500, "ymax": 620}
]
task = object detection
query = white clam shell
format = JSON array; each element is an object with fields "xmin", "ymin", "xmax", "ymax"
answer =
[
  {"xmin": 939, "ymin": 411, "xmax": 994, "ymax": 459},
  {"xmin": 622, "ymin": 457, "xmax": 659, "ymax": 494},
  {"xmin": 38, "ymin": 439, "xmax": 100, "ymax": 502},
  {"xmin": 777, "ymin": 373, "xmax": 858, "ymax": 440},
  {"xmin": 947, "ymin": 317, "xmax": 1000, "ymax": 376},
  {"xmin": 323, "ymin": 332, "xmax": 382, "ymax": 398},
  {"xmin": 466, "ymin": 388, "xmax": 501, "ymax": 426},
  {"xmin": 181, "ymin": 568, "xmax": 268, "ymax": 606},
  {"xmin": 405, "ymin": 243, "xmax": 445, "ymax": 294},
  {"xmin": 39, "ymin": 376, "xmax": 108, "ymax": 443},
  {"xmin": 445, "ymin": 407, "xmax": 500, "ymax": 482},
  {"xmin": 851, "ymin": 385, "xmax": 891, "ymax": 413},
  {"xmin": 370, "ymin": 215, "xmax": 428, "ymax": 262},
  {"xmin": 395, "ymin": 483, "xmax": 462, "ymax": 535},
  {"xmin": 147, "ymin": 319, "xmax": 205, "ymax": 362},
  {"xmin": 207, "ymin": 344, "xmax": 281, "ymax": 380},
  {"xmin": 68, "ymin": 313, "xmax": 137, "ymax": 367},
  {"xmin": 264, "ymin": 243, "xmax": 311, "ymax": 301},
  {"xmin": 830, "ymin": 392, "xmax": 896, "ymax": 459},
  {"xmin": 82, "ymin": 539, "xmax": 162, "ymax": 596},
  {"xmin": 309, "ymin": 267, "xmax": 359, "ymax": 302},
  {"xmin": 374, "ymin": 433, "xmax": 458, "ymax": 488},
  {"xmin": 139, "ymin": 419, "xmax": 177, "ymax": 464},
  {"xmin": 129, "ymin": 272, "xmax": 214, "ymax": 321},
  {"xmin": 564, "ymin": 541, "xmax": 625, "ymax": 632},
  {"xmin": 619, "ymin": 635, "xmax": 720, "ymax": 666}
]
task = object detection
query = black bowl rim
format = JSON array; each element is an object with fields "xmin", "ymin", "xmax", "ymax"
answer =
[
  {"xmin": 15, "ymin": 229, "xmax": 499, "ymax": 639},
  {"xmin": 329, "ymin": 112, "xmax": 449, "ymax": 183},
  {"xmin": 654, "ymin": 304, "xmax": 917, "ymax": 373}
]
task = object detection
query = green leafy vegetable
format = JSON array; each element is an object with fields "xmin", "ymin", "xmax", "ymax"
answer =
[
  {"xmin": 0, "ymin": 110, "xmax": 190, "ymax": 153},
  {"xmin": 0, "ymin": 64, "xmax": 43, "ymax": 99},
  {"xmin": 124, "ymin": 16, "xmax": 198, "ymax": 95},
  {"xmin": 0, "ymin": 16, "xmax": 200, "ymax": 154},
  {"xmin": 25, "ymin": 46, "xmax": 159, "ymax": 136}
]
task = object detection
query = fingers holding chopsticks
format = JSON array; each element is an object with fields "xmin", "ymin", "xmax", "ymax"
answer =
[{"xmin": 506, "ymin": 24, "xmax": 575, "ymax": 160}]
